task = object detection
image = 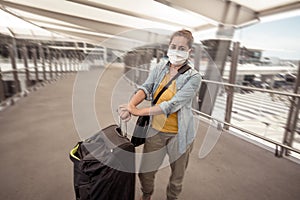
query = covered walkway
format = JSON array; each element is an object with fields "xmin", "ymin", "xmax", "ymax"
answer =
[{"xmin": 0, "ymin": 66, "xmax": 299, "ymax": 200}]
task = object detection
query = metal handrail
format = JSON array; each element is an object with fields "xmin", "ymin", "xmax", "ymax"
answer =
[
  {"xmin": 125, "ymin": 65, "xmax": 300, "ymax": 98},
  {"xmin": 203, "ymin": 79, "xmax": 300, "ymax": 98},
  {"xmin": 192, "ymin": 108, "xmax": 300, "ymax": 155},
  {"xmin": 0, "ymin": 66, "xmax": 42, "ymax": 74},
  {"xmin": 124, "ymin": 65, "xmax": 150, "ymax": 72},
  {"xmin": 124, "ymin": 64, "xmax": 300, "ymax": 156},
  {"xmin": 0, "ymin": 63, "xmax": 61, "ymax": 74}
]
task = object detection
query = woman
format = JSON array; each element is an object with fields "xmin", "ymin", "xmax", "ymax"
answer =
[{"xmin": 119, "ymin": 29, "xmax": 201, "ymax": 200}]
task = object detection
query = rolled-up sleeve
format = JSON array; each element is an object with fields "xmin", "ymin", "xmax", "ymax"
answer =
[
  {"xmin": 137, "ymin": 85, "xmax": 152, "ymax": 100},
  {"xmin": 159, "ymin": 73, "xmax": 201, "ymax": 116}
]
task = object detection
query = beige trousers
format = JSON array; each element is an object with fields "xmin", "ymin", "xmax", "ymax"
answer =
[{"xmin": 138, "ymin": 128, "xmax": 193, "ymax": 200}]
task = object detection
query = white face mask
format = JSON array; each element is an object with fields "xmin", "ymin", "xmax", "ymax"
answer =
[{"xmin": 167, "ymin": 49, "xmax": 189, "ymax": 66}]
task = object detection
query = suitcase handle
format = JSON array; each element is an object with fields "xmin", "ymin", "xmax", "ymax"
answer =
[{"xmin": 119, "ymin": 116, "xmax": 127, "ymax": 137}]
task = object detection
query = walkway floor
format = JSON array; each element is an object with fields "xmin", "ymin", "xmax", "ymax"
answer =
[{"xmin": 0, "ymin": 66, "xmax": 299, "ymax": 200}]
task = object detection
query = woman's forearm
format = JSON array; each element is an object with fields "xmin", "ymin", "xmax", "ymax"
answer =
[
  {"xmin": 129, "ymin": 89, "xmax": 146, "ymax": 106},
  {"xmin": 127, "ymin": 89, "xmax": 164, "ymax": 117},
  {"xmin": 128, "ymin": 104, "xmax": 164, "ymax": 116}
]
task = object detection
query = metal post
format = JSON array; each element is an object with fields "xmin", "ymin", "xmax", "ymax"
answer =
[
  {"xmin": 48, "ymin": 49, "xmax": 53, "ymax": 79},
  {"xmin": 198, "ymin": 39, "xmax": 232, "ymax": 115},
  {"xmin": 62, "ymin": 53, "xmax": 66, "ymax": 72},
  {"xmin": 74, "ymin": 52, "xmax": 77, "ymax": 72},
  {"xmin": 65, "ymin": 53, "xmax": 68, "ymax": 72},
  {"xmin": 103, "ymin": 47, "xmax": 107, "ymax": 66},
  {"xmin": 65, "ymin": 53, "xmax": 69, "ymax": 72},
  {"xmin": 193, "ymin": 43, "xmax": 201, "ymax": 72},
  {"xmin": 68, "ymin": 53, "xmax": 73, "ymax": 72},
  {"xmin": 140, "ymin": 51, "xmax": 144, "ymax": 83},
  {"xmin": 136, "ymin": 53, "xmax": 142, "ymax": 85},
  {"xmin": 78, "ymin": 52, "xmax": 84, "ymax": 71},
  {"xmin": 287, "ymin": 98, "xmax": 300, "ymax": 147},
  {"xmin": 32, "ymin": 48, "xmax": 39, "ymax": 82},
  {"xmin": 71, "ymin": 53, "xmax": 75, "ymax": 72},
  {"xmin": 73, "ymin": 53, "xmax": 76, "ymax": 72},
  {"xmin": 198, "ymin": 2, "xmax": 239, "ymax": 115},
  {"xmin": 224, "ymin": 42, "xmax": 240, "ymax": 130},
  {"xmin": 74, "ymin": 52, "xmax": 78, "ymax": 72},
  {"xmin": 62, "ymin": 52, "xmax": 65, "ymax": 73},
  {"xmin": 9, "ymin": 44, "xmax": 21, "ymax": 94},
  {"xmin": 57, "ymin": 52, "xmax": 63, "ymax": 74},
  {"xmin": 0, "ymin": 68, "xmax": 5, "ymax": 102},
  {"xmin": 281, "ymin": 61, "xmax": 300, "ymax": 156},
  {"xmin": 156, "ymin": 49, "xmax": 160, "ymax": 63},
  {"xmin": 21, "ymin": 45, "xmax": 30, "ymax": 87},
  {"xmin": 39, "ymin": 44, "xmax": 46, "ymax": 80},
  {"xmin": 54, "ymin": 51, "xmax": 58, "ymax": 76}
]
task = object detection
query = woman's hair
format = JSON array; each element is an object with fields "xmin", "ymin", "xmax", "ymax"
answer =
[{"xmin": 169, "ymin": 29, "xmax": 194, "ymax": 49}]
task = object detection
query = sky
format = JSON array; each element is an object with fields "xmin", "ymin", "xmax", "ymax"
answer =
[{"xmin": 235, "ymin": 15, "xmax": 300, "ymax": 60}]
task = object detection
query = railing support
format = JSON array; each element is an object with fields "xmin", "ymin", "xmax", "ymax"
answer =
[
  {"xmin": 54, "ymin": 51, "xmax": 59, "ymax": 77},
  {"xmin": 9, "ymin": 44, "xmax": 21, "ymax": 94},
  {"xmin": 224, "ymin": 42, "xmax": 240, "ymax": 130},
  {"xmin": 59, "ymin": 52, "xmax": 64, "ymax": 73},
  {"xmin": 32, "ymin": 48, "xmax": 39, "ymax": 82},
  {"xmin": 0, "ymin": 68, "xmax": 5, "ymax": 102},
  {"xmin": 69, "ymin": 53, "xmax": 74, "ymax": 72},
  {"xmin": 22, "ymin": 45, "xmax": 30, "ymax": 87},
  {"xmin": 39, "ymin": 44, "xmax": 46, "ymax": 80},
  {"xmin": 281, "ymin": 61, "xmax": 300, "ymax": 156},
  {"xmin": 48, "ymin": 49, "xmax": 53, "ymax": 79}
]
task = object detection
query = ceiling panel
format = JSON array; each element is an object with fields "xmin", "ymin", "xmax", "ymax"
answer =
[
  {"xmin": 0, "ymin": 0, "xmax": 299, "ymax": 50},
  {"xmin": 230, "ymin": 0, "xmax": 299, "ymax": 12}
]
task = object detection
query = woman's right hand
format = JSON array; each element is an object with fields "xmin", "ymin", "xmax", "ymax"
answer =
[{"xmin": 118, "ymin": 104, "xmax": 132, "ymax": 122}]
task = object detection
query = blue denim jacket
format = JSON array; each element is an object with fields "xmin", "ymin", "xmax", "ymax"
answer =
[{"xmin": 138, "ymin": 59, "xmax": 202, "ymax": 154}]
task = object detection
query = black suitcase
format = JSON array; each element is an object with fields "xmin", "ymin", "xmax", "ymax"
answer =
[{"xmin": 69, "ymin": 124, "xmax": 135, "ymax": 200}]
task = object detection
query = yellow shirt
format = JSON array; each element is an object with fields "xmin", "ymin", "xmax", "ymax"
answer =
[{"xmin": 152, "ymin": 74, "xmax": 178, "ymax": 133}]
